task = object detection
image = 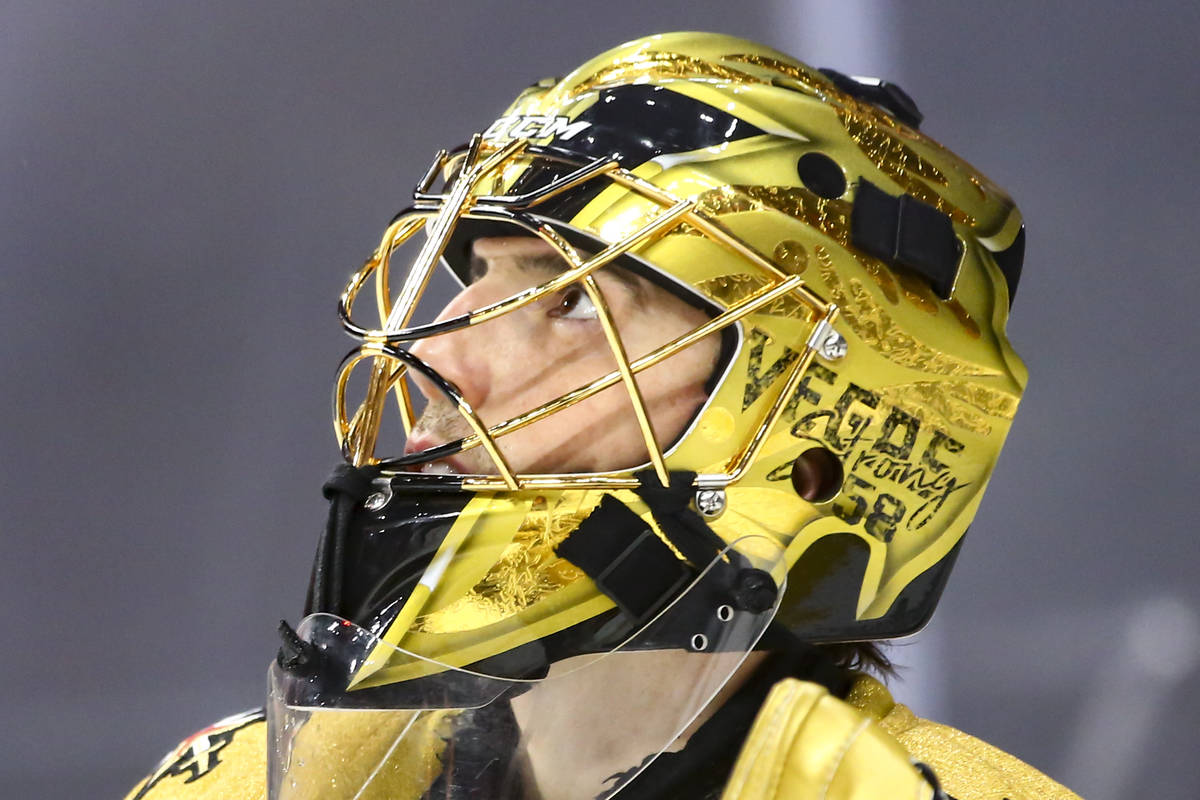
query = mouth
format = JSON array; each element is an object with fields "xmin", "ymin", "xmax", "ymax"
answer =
[
  {"xmin": 415, "ymin": 458, "xmax": 463, "ymax": 475},
  {"xmin": 403, "ymin": 435, "xmax": 472, "ymax": 475}
]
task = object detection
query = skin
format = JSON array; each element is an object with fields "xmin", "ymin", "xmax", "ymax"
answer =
[
  {"xmin": 408, "ymin": 236, "xmax": 765, "ymax": 797},
  {"xmin": 510, "ymin": 649, "xmax": 765, "ymax": 798},
  {"xmin": 407, "ymin": 236, "xmax": 721, "ymax": 475}
]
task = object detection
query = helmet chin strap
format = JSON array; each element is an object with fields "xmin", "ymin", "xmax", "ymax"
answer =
[
  {"xmin": 304, "ymin": 462, "xmax": 382, "ymax": 618},
  {"xmin": 276, "ymin": 462, "xmax": 384, "ymax": 683}
]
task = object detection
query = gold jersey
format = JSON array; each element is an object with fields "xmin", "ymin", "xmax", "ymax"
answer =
[{"xmin": 125, "ymin": 676, "xmax": 1079, "ymax": 800}]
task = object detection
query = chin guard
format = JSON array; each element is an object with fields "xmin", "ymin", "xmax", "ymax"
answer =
[{"xmin": 269, "ymin": 535, "xmax": 786, "ymax": 800}]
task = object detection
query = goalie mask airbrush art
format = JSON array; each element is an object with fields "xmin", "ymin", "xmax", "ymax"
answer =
[{"xmin": 269, "ymin": 32, "xmax": 1027, "ymax": 799}]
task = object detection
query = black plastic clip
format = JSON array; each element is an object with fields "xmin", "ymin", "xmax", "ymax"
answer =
[{"xmin": 851, "ymin": 179, "xmax": 962, "ymax": 299}]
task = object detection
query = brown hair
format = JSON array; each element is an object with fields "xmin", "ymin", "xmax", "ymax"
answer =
[{"xmin": 818, "ymin": 641, "xmax": 895, "ymax": 678}]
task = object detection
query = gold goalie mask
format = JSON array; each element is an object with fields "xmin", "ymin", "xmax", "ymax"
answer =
[{"xmin": 269, "ymin": 32, "xmax": 1028, "ymax": 799}]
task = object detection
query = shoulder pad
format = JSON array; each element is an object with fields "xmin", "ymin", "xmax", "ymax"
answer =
[
  {"xmin": 123, "ymin": 709, "xmax": 266, "ymax": 800},
  {"xmin": 722, "ymin": 678, "xmax": 935, "ymax": 800}
]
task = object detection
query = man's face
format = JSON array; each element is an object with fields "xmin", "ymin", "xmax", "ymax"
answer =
[{"xmin": 408, "ymin": 236, "xmax": 720, "ymax": 475}]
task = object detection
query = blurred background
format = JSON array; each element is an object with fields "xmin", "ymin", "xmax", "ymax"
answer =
[{"xmin": 3, "ymin": 1, "xmax": 1197, "ymax": 797}]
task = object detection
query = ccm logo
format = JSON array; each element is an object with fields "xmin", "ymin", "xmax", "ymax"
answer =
[{"xmin": 483, "ymin": 114, "xmax": 592, "ymax": 142}]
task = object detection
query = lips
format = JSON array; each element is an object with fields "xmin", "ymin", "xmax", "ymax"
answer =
[
  {"xmin": 404, "ymin": 434, "xmax": 435, "ymax": 457},
  {"xmin": 403, "ymin": 434, "xmax": 472, "ymax": 475}
]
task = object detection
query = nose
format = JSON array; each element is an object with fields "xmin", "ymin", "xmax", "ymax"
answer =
[{"xmin": 409, "ymin": 286, "xmax": 491, "ymax": 409}]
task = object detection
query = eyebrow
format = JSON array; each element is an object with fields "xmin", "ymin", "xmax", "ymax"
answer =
[{"xmin": 468, "ymin": 251, "xmax": 647, "ymax": 304}]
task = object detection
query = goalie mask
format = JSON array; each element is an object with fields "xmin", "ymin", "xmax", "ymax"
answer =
[{"xmin": 270, "ymin": 31, "xmax": 1027, "ymax": 799}]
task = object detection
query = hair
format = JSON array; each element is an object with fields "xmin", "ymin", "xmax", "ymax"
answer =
[{"xmin": 818, "ymin": 640, "xmax": 896, "ymax": 678}]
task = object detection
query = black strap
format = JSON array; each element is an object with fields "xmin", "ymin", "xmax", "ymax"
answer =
[
  {"xmin": 305, "ymin": 462, "xmax": 381, "ymax": 617},
  {"xmin": 633, "ymin": 472, "xmax": 777, "ymax": 614},
  {"xmin": 557, "ymin": 472, "xmax": 781, "ymax": 626},
  {"xmin": 556, "ymin": 493, "xmax": 694, "ymax": 621},
  {"xmin": 632, "ymin": 471, "xmax": 730, "ymax": 569},
  {"xmin": 851, "ymin": 179, "xmax": 961, "ymax": 300},
  {"xmin": 285, "ymin": 463, "xmax": 380, "ymax": 679}
]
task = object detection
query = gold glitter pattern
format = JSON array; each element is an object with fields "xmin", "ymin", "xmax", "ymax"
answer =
[
  {"xmin": 860, "ymin": 258, "xmax": 900, "ymax": 305},
  {"xmin": 718, "ymin": 53, "xmax": 835, "ymax": 98},
  {"xmin": 814, "ymin": 245, "xmax": 999, "ymax": 377},
  {"xmin": 281, "ymin": 709, "xmax": 454, "ymax": 800},
  {"xmin": 844, "ymin": 675, "xmax": 1084, "ymax": 800},
  {"xmin": 877, "ymin": 380, "xmax": 1019, "ymax": 437},
  {"xmin": 695, "ymin": 273, "xmax": 815, "ymax": 320},
  {"xmin": 414, "ymin": 496, "xmax": 591, "ymax": 633},
  {"xmin": 691, "ymin": 184, "xmax": 905, "ymax": 299},
  {"xmin": 835, "ymin": 110, "xmax": 947, "ymax": 185},
  {"xmin": 844, "ymin": 672, "xmax": 897, "ymax": 719},
  {"xmin": 688, "ymin": 185, "xmax": 985, "ymax": 335},
  {"xmin": 697, "ymin": 184, "xmax": 852, "ymax": 241},
  {"xmin": 896, "ymin": 270, "xmax": 939, "ymax": 314},
  {"xmin": 565, "ymin": 51, "xmax": 765, "ymax": 100},
  {"xmin": 720, "ymin": 53, "xmax": 976, "ymax": 226},
  {"xmin": 835, "ymin": 109, "xmax": 974, "ymax": 226},
  {"xmin": 692, "ymin": 186, "xmax": 881, "ymax": 305}
]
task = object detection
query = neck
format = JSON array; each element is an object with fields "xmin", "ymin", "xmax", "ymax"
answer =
[{"xmin": 510, "ymin": 649, "xmax": 768, "ymax": 799}]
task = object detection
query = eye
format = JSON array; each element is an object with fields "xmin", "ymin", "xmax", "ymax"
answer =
[{"xmin": 548, "ymin": 285, "xmax": 598, "ymax": 320}]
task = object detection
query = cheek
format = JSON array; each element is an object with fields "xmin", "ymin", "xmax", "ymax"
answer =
[
  {"xmin": 638, "ymin": 334, "xmax": 721, "ymax": 432},
  {"xmin": 470, "ymin": 302, "xmax": 720, "ymax": 471},
  {"xmin": 638, "ymin": 331, "xmax": 721, "ymax": 399},
  {"xmin": 482, "ymin": 321, "xmax": 609, "ymax": 410}
]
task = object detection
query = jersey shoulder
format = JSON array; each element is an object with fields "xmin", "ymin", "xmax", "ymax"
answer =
[
  {"xmin": 123, "ymin": 708, "xmax": 266, "ymax": 800},
  {"xmin": 854, "ymin": 675, "xmax": 1079, "ymax": 800},
  {"xmin": 724, "ymin": 676, "xmax": 1081, "ymax": 800}
]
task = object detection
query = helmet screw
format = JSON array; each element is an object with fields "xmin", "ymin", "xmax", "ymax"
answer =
[
  {"xmin": 817, "ymin": 328, "xmax": 847, "ymax": 360},
  {"xmin": 807, "ymin": 317, "xmax": 847, "ymax": 361},
  {"xmin": 694, "ymin": 488, "xmax": 726, "ymax": 519},
  {"xmin": 363, "ymin": 486, "xmax": 391, "ymax": 512}
]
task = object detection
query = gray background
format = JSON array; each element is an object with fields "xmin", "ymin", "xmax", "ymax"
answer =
[{"xmin": 3, "ymin": 1, "xmax": 1197, "ymax": 797}]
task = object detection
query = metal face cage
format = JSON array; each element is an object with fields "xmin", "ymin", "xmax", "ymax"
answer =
[{"xmin": 335, "ymin": 135, "xmax": 839, "ymax": 492}]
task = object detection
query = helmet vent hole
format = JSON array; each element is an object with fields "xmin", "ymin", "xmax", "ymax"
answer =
[
  {"xmin": 790, "ymin": 447, "xmax": 843, "ymax": 503},
  {"xmin": 796, "ymin": 152, "xmax": 846, "ymax": 199},
  {"xmin": 690, "ymin": 633, "xmax": 709, "ymax": 651}
]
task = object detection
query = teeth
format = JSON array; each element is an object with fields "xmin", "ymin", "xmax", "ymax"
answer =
[{"xmin": 420, "ymin": 461, "xmax": 460, "ymax": 475}]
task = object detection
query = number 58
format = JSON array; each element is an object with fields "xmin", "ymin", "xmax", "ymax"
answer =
[{"xmin": 832, "ymin": 474, "xmax": 907, "ymax": 543}]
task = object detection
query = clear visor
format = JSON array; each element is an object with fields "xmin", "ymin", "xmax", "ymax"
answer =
[{"xmin": 268, "ymin": 536, "xmax": 785, "ymax": 799}]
